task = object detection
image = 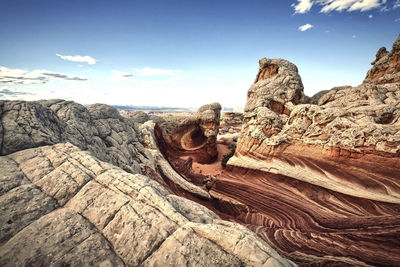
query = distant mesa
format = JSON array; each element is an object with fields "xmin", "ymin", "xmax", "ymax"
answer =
[{"xmin": 112, "ymin": 104, "xmax": 192, "ymax": 111}]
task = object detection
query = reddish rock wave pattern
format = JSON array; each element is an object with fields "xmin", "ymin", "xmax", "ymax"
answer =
[
  {"xmin": 212, "ymin": 163, "xmax": 400, "ymax": 266},
  {"xmin": 156, "ymin": 35, "xmax": 400, "ymax": 266},
  {"xmin": 217, "ymin": 35, "xmax": 400, "ymax": 266}
]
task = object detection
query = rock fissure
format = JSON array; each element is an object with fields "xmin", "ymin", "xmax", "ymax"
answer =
[
  {"xmin": 138, "ymin": 223, "xmax": 184, "ymax": 265},
  {"xmin": 66, "ymin": 209, "xmax": 128, "ymax": 266}
]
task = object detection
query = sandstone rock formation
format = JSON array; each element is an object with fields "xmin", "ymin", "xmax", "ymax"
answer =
[
  {"xmin": 222, "ymin": 112, "xmax": 243, "ymax": 126},
  {"xmin": 140, "ymin": 120, "xmax": 212, "ymax": 200},
  {"xmin": 157, "ymin": 102, "xmax": 221, "ymax": 164},
  {"xmin": 207, "ymin": 35, "xmax": 400, "ymax": 266},
  {"xmin": 0, "ymin": 99, "xmax": 152, "ymax": 174},
  {"xmin": 364, "ymin": 34, "xmax": 400, "ymax": 84},
  {"xmin": 241, "ymin": 58, "xmax": 306, "ymax": 146},
  {"xmin": 0, "ymin": 143, "xmax": 293, "ymax": 266},
  {"xmin": 220, "ymin": 112, "xmax": 243, "ymax": 135},
  {"xmin": 127, "ymin": 110, "xmax": 150, "ymax": 124},
  {"xmin": 2, "ymin": 35, "xmax": 400, "ymax": 267},
  {"xmin": 0, "ymin": 100, "xmax": 292, "ymax": 266}
]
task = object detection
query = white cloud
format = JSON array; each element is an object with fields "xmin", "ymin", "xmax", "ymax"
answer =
[
  {"xmin": 394, "ymin": 0, "xmax": 400, "ymax": 9},
  {"xmin": 0, "ymin": 66, "xmax": 88, "ymax": 85},
  {"xmin": 348, "ymin": 0, "xmax": 383, "ymax": 12},
  {"xmin": 107, "ymin": 70, "xmax": 136, "ymax": 83},
  {"xmin": 292, "ymin": 0, "xmax": 314, "ymax": 13},
  {"xmin": 368, "ymin": 14, "xmax": 373, "ymax": 18},
  {"xmin": 395, "ymin": 18, "xmax": 400, "ymax": 22},
  {"xmin": 292, "ymin": 0, "xmax": 386, "ymax": 13},
  {"xmin": 298, "ymin": 23, "xmax": 314, "ymax": 31},
  {"xmin": 56, "ymin": 54, "xmax": 96, "ymax": 65},
  {"xmin": 136, "ymin": 67, "xmax": 183, "ymax": 76}
]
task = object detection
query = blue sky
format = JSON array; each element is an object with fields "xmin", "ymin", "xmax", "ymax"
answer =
[{"xmin": 0, "ymin": 0, "xmax": 399, "ymax": 108}]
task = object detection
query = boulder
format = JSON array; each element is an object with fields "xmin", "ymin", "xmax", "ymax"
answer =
[{"xmin": 128, "ymin": 110, "xmax": 150, "ymax": 124}]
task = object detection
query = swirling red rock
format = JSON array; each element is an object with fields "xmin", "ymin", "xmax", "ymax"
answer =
[
  {"xmin": 208, "ymin": 35, "xmax": 400, "ymax": 266},
  {"xmin": 157, "ymin": 103, "xmax": 221, "ymax": 165}
]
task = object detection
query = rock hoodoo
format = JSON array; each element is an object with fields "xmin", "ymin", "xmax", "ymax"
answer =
[
  {"xmin": 241, "ymin": 58, "xmax": 306, "ymax": 145},
  {"xmin": 364, "ymin": 34, "xmax": 400, "ymax": 84}
]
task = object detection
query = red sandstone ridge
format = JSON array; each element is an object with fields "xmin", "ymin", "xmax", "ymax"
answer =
[{"xmin": 207, "ymin": 35, "xmax": 400, "ymax": 266}]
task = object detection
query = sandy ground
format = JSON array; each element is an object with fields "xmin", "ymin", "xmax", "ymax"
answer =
[
  {"xmin": 190, "ymin": 133, "xmax": 240, "ymax": 176},
  {"xmin": 191, "ymin": 144, "xmax": 231, "ymax": 176}
]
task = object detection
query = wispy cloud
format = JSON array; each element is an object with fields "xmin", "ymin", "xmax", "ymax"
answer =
[
  {"xmin": 107, "ymin": 70, "xmax": 136, "ymax": 82},
  {"xmin": 395, "ymin": 18, "xmax": 400, "ymax": 22},
  {"xmin": 0, "ymin": 88, "xmax": 34, "ymax": 97},
  {"xmin": 56, "ymin": 54, "xmax": 96, "ymax": 65},
  {"xmin": 136, "ymin": 67, "xmax": 183, "ymax": 76},
  {"xmin": 292, "ymin": 0, "xmax": 387, "ymax": 14},
  {"xmin": 347, "ymin": 0, "xmax": 383, "ymax": 12},
  {"xmin": 298, "ymin": 24, "xmax": 314, "ymax": 31},
  {"xmin": 368, "ymin": 14, "xmax": 373, "ymax": 18},
  {"xmin": 0, "ymin": 66, "xmax": 87, "ymax": 85},
  {"xmin": 292, "ymin": 0, "xmax": 313, "ymax": 14},
  {"xmin": 394, "ymin": 0, "xmax": 400, "ymax": 9}
]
